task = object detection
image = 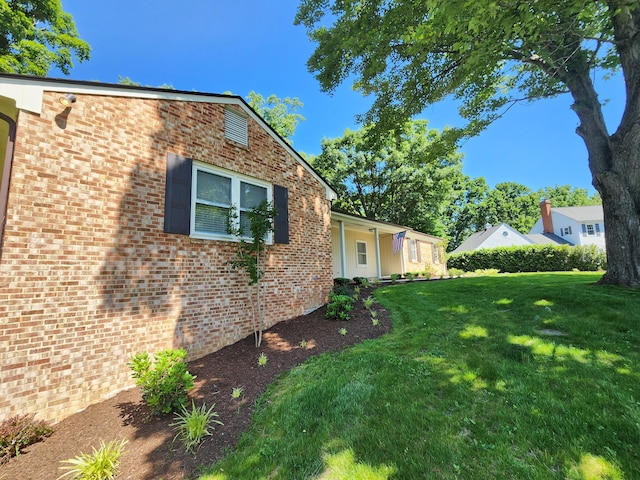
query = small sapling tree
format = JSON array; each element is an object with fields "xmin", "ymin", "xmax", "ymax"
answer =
[{"xmin": 227, "ymin": 200, "xmax": 276, "ymax": 347}]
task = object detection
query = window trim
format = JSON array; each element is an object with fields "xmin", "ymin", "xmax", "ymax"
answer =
[
  {"xmin": 408, "ymin": 238, "xmax": 418, "ymax": 263},
  {"xmin": 355, "ymin": 240, "xmax": 368, "ymax": 267},
  {"xmin": 191, "ymin": 161, "xmax": 272, "ymax": 242},
  {"xmin": 432, "ymin": 244, "xmax": 443, "ymax": 264}
]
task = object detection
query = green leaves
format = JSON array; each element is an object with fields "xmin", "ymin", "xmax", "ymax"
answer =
[
  {"xmin": 309, "ymin": 120, "xmax": 463, "ymax": 237},
  {"xmin": 246, "ymin": 92, "xmax": 305, "ymax": 144},
  {"xmin": 226, "ymin": 200, "xmax": 276, "ymax": 286},
  {"xmin": 0, "ymin": 0, "xmax": 90, "ymax": 75},
  {"xmin": 59, "ymin": 439, "xmax": 127, "ymax": 480},
  {"xmin": 170, "ymin": 401, "xmax": 223, "ymax": 453},
  {"xmin": 129, "ymin": 349, "xmax": 196, "ymax": 416},
  {"xmin": 295, "ymin": 0, "xmax": 619, "ymax": 140},
  {"xmin": 448, "ymin": 244, "xmax": 607, "ymax": 273}
]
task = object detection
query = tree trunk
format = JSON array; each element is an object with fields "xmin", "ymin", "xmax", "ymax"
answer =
[
  {"xmin": 596, "ymin": 167, "xmax": 640, "ymax": 287},
  {"xmin": 576, "ymin": 107, "xmax": 640, "ymax": 287},
  {"xmin": 564, "ymin": 42, "xmax": 640, "ymax": 285}
]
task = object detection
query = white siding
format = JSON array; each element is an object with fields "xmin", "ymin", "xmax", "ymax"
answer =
[
  {"xmin": 481, "ymin": 225, "xmax": 532, "ymax": 249},
  {"xmin": 331, "ymin": 227, "xmax": 378, "ymax": 278}
]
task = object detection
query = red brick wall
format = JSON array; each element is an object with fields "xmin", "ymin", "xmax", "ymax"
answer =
[{"xmin": 0, "ymin": 92, "xmax": 333, "ymax": 422}]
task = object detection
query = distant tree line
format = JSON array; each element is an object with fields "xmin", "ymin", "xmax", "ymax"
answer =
[{"xmin": 307, "ymin": 121, "xmax": 600, "ymax": 252}]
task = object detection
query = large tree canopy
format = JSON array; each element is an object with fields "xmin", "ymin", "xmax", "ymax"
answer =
[
  {"xmin": 310, "ymin": 120, "xmax": 464, "ymax": 237},
  {"xmin": 0, "ymin": 0, "xmax": 90, "ymax": 75},
  {"xmin": 296, "ymin": 0, "xmax": 640, "ymax": 286},
  {"xmin": 246, "ymin": 92, "xmax": 305, "ymax": 144}
]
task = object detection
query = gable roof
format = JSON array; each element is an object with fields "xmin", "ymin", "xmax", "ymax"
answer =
[
  {"xmin": 552, "ymin": 205, "xmax": 603, "ymax": 222},
  {"xmin": 330, "ymin": 209, "xmax": 444, "ymax": 242},
  {"xmin": 0, "ymin": 73, "xmax": 337, "ymax": 201},
  {"xmin": 524, "ymin": 233, "xmax": 571, "ymax": 245},
  {"xmin": 451, "ymin": 223, "xmax": 529, "ymax": 254}
]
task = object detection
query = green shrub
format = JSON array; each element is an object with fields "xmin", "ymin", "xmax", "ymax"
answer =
[
  {"xmin": 170, "ymin": 401, "xmax": 223, "ymax": 453},
  {"xmin": 363, "ymin": 295, "xmax": 375, "ymax": 309},
  {"xmin": 333, "ymin": 277, "xmax": 351, "ymax": 287},
  {"xmin": 332, "ymin": 282, "xmax": 353, "ymax": 297},
  {"xmin": 352, "ymin": 277, "xmax": 370, "ymax": 287},
  {"xmin": 405, "ymin": 272, "xmax": 416, "ymax": 281},
  {"xmin": 390, "ymin": 273, "xmax": 401, "ymax": 284},
  {"xmin": 0, "ymin": 414, "xmax": 53, "ymax": 464},
  {"xmin": 129, "ymin": 349, "xmax": 195, "ymax": 416},
  {"xmin": 326, "ymin": 292, "xmax": 355, "ymax": 321},
  {"xmin": 447, "ymin": 244, "xmax": 606, "ymax": 273},
  {"xmin": 59, "ymin": 439, "xmax": 127, "ymax": 480}
]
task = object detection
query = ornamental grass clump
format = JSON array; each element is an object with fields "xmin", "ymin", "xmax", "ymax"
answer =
[
  {"xmin": 170, "ymin": 401, "xmax": 223, "ymax": 453},
  {"xmin": 129, "ymin": 349, "xmax": 195, "ymax": 416},
  {"xmin": 58, "ymin": 439, "xmax": 127, "ymax": 480}
]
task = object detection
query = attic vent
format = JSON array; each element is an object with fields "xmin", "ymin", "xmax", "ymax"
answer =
[{"xmin": 225, "ymin": 108, "xmax": 248, "ymax": 146}]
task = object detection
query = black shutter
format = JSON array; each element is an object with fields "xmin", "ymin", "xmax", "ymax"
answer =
[
  {"xmin": 164, "ymin": 153, "xmax": 192, "ymax": 235},
  {"xmin": 273, "ymin": 185, "xmax": 289, "ymax": 244}
]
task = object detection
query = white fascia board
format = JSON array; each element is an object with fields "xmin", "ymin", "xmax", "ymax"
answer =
[
  {"xmin": 330, "ymin": 211, "xmax": 443, "ymax": 242},
  {"xmin": 0, "ymin": 75, "xmax": 337, "ymax": 202}
]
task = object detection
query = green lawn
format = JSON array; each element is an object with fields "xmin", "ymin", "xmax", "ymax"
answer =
[{"xmin": 200, "ymin": 272, "xmax": 640, "ymax": 479}]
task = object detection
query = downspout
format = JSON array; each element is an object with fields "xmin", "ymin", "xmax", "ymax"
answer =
[
  {"xmin": 0, "ymin": 111, "xmax": 17, "ymax": 261},
  {"xmin": 338, "ymin": 220, "xmax": 347, "ymax": 278}
]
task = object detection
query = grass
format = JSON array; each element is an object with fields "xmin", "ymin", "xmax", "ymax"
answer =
[{"xmin": 199, "ymin": 272, "xmax": 640, "ymax": 479}]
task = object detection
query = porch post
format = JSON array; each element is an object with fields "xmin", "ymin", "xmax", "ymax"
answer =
[
  {"xmin": 339, "ymin": 220, "xmax": 347, "ymax": 277},
  {"xmin": 373, "ymin": 228, "xmax": 382, "ymax": 278}
]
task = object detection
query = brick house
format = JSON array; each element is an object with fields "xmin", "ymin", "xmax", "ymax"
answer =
[{"xmin": 0, "ymin": 74, "xmax": 337, "ymax": 422}]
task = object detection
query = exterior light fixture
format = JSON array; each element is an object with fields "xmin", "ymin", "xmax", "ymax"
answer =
[{"xmin": 59, "ymin": 94, "xmax": 76, "ymax": 107}]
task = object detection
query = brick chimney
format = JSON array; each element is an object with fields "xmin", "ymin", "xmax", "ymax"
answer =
[{"xmin": 540, "ymin": 199, "xmax": 554, "ymax": 234}]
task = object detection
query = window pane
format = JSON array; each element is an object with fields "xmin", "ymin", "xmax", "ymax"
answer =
[
  {"xmin": 356, "ymin": 242, "xmax": 367, "ymax": 265},
  {"xmin": 240, "ymin": 182, "xmax": 267, "ymax": 209},
  {"xmin": 409, "ymin": 240, "xmax": 417, "ymax": 262},
  {"xmin": 239, "ymin": 211, "xmax": 252, "ymax": 237},
  {"xmin": 195, "ymin": 203, "xmax": 228, "ymax": 234},
  {"xmin": 197, "ymin": 170, "xmax": 231, "ymax": 205}
]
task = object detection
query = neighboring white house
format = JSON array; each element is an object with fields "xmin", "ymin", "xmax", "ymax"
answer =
[
  {"xmin": 451, "ymin": 223, "xmax": 539, "ymax": 254},
  {"xmin": 529, "ymin": 200, "xmax": 605, "ymax": 250}
]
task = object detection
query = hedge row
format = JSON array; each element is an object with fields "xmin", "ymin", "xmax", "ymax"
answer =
[{"xmin": 447, "ymin": 244, "xmax": 606, "ymax": 273}]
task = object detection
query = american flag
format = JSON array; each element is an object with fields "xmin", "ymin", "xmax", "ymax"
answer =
[{"xmin": 392, "ymin": 231, "xmax": 406, "ymax": 255}]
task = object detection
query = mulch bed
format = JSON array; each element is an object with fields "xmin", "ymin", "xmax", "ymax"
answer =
[{"xmin": 1, "ymin": 286, "xmax": 392, "ymax": 480}]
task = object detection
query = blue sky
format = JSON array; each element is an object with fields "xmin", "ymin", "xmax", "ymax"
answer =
[{"xmin": 54, "ymin": 0, "xmax": 625, "ymax": 194}]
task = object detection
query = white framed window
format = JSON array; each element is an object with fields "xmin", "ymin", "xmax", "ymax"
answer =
[
  {"xmin": 409, "ymin": 239, "xmax": 417, "ymax": 262},
  {"xmin": 432, "ymin": 244, "xmax": 444, "ymax": 264},
  {"xmin": 582, "ymin": 223, "xmax": 602, "ymax": 237},
  {"xmin": 561, "ymin": 226, "xmax": 572, "ymax": 236},
  {"xmin": 225, "ymin": 108, "xmax": 248, "ymax": 146},
  {"xmin": 356, "ymin": 241, "xmax": 368, "ymax": 267},
  {"xmin": 192, "ymin": 162, "xmax": 271, "ymax": 241}
]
